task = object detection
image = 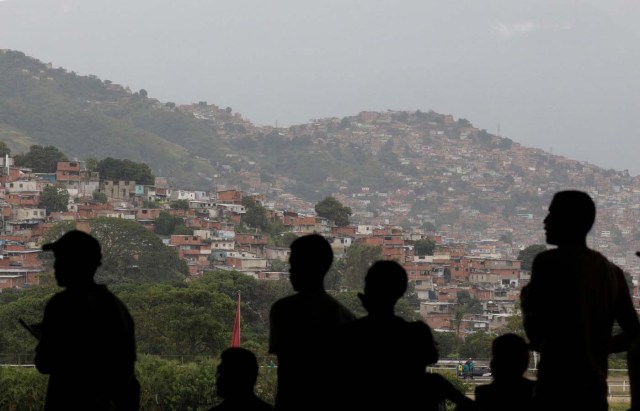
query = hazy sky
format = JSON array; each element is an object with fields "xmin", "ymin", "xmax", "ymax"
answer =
[{"xmin": 1, "ymin": 0, "xmax": 639, "ymax": 174}]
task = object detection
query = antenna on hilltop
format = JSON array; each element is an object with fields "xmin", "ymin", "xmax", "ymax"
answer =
[{"xmin": 497, "ymin": 122, "xmax": 501, "ymax": 138}]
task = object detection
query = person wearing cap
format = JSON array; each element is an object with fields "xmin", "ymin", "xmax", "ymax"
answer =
[{"xmin": 35, "ymin": 230, "xmax": 140, "ymax": 411}]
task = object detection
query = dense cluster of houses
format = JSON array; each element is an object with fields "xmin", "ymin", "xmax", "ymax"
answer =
[{"xmin": 1, "ymin": 155, "xmax": 637, "ymax": 335}]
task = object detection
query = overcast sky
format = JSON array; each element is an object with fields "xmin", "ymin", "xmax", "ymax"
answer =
[{"xmin": 1, "ymin": 0, "xmax": 639, "ymax": 174}]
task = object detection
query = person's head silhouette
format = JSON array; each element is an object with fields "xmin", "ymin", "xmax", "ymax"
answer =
[
  {"xmin": 288, "ymin": 234, "xmax": 333, "ymax": 292},
  {"xmin": 216, "ymin": 347, "xmax": 260, "ymax": 399},
  {"xmin": 490, "ymin": 333, "xmax": 530, "ymax": 380},
  {"xmin": 42, "ymin": 230, "xmax": 102, "ymax": 287},
  {"xmin": 544, "ymin": 190, "xmax": 595, "ymax": 246},
  {"xmin": 358, "ymin": 260, "xmax": 407, "ymax": 315}
]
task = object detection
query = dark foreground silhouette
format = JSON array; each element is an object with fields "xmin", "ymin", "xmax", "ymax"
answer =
[
  {"xmin": 35, "ymin": 230, "xmax": 140, "ymax": 411},
  {"xmin": 474, "ymin": 333, "xmax": 534, "ymax": 411},
  {"xmin": 334, "ymin": 260, "xmax": 439, "ymax": 410},
  {"xmin": 268, "ymin": 234, "xmax": 355, "ymax": 411},
  {"xmin": 521, "ymin": 190, "xmax": 640, "ymax": 411},
  {"xmin": 207, "ymin": 347, "xmax": 272, "ymax": 411}
]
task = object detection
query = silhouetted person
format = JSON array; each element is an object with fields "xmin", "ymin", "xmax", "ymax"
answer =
[
  {"xmin": 520, "ymin": 190, "xmax": 640, "ymax": 411},
  {"xmin": 35, "ymin": 230, "xmax": 140, "ymax": 411},
  {"xmin": 208, "ymin": 347, "xmax": 272, "ymax": 411},
  {"xmin": 268, "ymin": 234, "xmax": 355, "ymax": 411},
  {"xmin": 474, "ymin": 333, "xmax": 535, "ymax": 411},
  {"xmin": 336, "ymin": 260, "xmax": 439, "ymax": 410}
]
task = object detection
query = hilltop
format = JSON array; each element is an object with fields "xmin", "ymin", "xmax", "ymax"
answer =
[{"xmin": 2, "ymin": 49, "xmax": 640, "ymax": 263}]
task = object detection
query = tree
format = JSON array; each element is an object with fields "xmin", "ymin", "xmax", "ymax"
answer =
[
  {"xmin": 38, "ymin": 185, "xmax": 69, "ymax": 213},
  {"xmin": 169, "ymin": 200, "xmax": 190, "ymax": 211},
  {"xmin": 118, "ymin": 283, "xmax": 232, "ymax": 356},
  {"xmin": 499, "ymin": 233, "xmax": 513, "ymax": 244},
  {"xmin": 14, "ymin": 145, "xmax": 68, "ymax": 173},
  {"xmin": 96, "ymin": 158, "xmax": 155, "ymax": 185},
  {"xmin": 154, "ymin": 211, "xmax": 184, "ymax": 236},
  {"xmin": 241, "ymin": 197, "xmax": 268, "ymax": 230},
  {"xmin": 273, "ymin": 232, "xmax": 299, "ymax": 248},
  {"xmin": 92, "ymin": 191, "xmax": 108, "ymax": 204},
  {"xmin": 517, "ymin": 244, "xmax": 547, "ymax": 271},
  {"xmin": 315, "ymin": 196, "xmax": 352, "ymax": 227},
  {"xmin": 422, "ymin": 222, "xmax": 437, "ymax": 232},
  {"xmin": 85, "ymin": 157, "xmax": 99, "ymax": 172},
  {"xmin": 456, "ymin": 291, "xmax": 483, "ymax": 314},
  {"xmin": 42, "ymin": 218, "xmax": 188, "ymax": 283},
  {"xmin": 334, "ymin": 244, "xmax": 383, "ymax": 291},
  {"xmin": 0, "ymin": 141, "xmax": 10, "ymax": 158},
  {"xmin": 414, "ymin": 239, "xmax": 436, "ymax": 256}
]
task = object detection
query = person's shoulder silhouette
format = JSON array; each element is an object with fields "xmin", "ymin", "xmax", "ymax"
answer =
[
  {"xmin": 268, "ymin": 233, "xmax": 354, "ymax": 411},
  {"xmin": 208, "ymin": 347, "xmax": 272, "ymax": 411},
  {"xmin": 474, "ymin": 333, "xmax": 534, "ymax": 411},
  {"xmin": 35, "ymin": 230, "xmax": 139, "ymax": 411},
  {"xmin": 520, "ymin": 190, "xmax": 640, "ymax": 411},
  {"xmin": 337, "ymin": 260, "xmax": 438, "ymax": 411}
]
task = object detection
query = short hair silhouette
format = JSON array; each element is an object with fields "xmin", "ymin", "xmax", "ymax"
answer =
[
  {"xmin": 547, "ymin": 190, "xmax": 596, "ymax": 236},
  {"xmin": 362, "ymin": 260, "xmax": 407, "ymax": 305},
  {"xmin": 490, "ymin": 333, "xmax": 530, "ymax": 379},
  {"xmin": 288, "ymin": 234, "xmax": 333, "ymax": 292},
  {"xmin": 209, "ymin": 347, "xmax": 273, "ymax": 411},
  {"xmin": 289, "ymin": 234, "xmax": 333, "ymax": 276},
  {"xmin": 216, "ymin": 347, "xmax": 259, "ymax": 398}
]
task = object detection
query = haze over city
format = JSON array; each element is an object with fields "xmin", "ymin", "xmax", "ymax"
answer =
[{"xmin": 1, "ymin": 0, "xmax": 639, "ymax": 173}]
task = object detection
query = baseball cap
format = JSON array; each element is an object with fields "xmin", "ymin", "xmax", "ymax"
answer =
[{"xmin": 42, "ymin": 230, "xmax": 102, "ymax": 263}]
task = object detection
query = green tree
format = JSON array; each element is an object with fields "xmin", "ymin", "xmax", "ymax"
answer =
[
  {"xmin": 85, "ymin": 157, "xmax": 99, "ymax": 172},
  {"xmin": 169, "ymin": 199, "xmax": 190, "ymax": 211},
  {"xmin": 96, "ymin": 157, "xmax": 155, "ymax": 185},
  {"xmin": 422, "ymin": 222, "xmax": 437, "ymax": 232},
  {"xmin": 0, "ymin": 141, "xmax": 10, "ymax": 158},
  {"xmin": 0, "ymin": 366, "xmax": 48, "ymax": 410},
  {"xmin": 459, "ymin": 331, "xmax": 494, "ymax": 359},
  {"xmin": 92, "ymin": 190, "xmax": 108, "ymax": 204},
  {"xmin": 242, "ymin": 197, "xmax": 268, "ymax": 230},
  {"xmin": 517, "ymin": 244, "xmax": 547, "ymax": 270},
  {"xmin": 14, "ymin": 145, "xmax": 68, "ymax": 173},
  {"xmin": 315, "ymin": 196, "xmax": 352, "ymax": 227},
  {"xmin": 456, "ymin": 291, "xmax": 483, "ymax": 314},
  {"xmin": 118, "ymin": 283, "xmax": 232, "ymax": 356},
  {"xmin": 272, "ymin": 232, "xmax": 299, "ymax": 248},
  {"xmin": 154, "ymin": 211, "xmax": 184, "ymax": 236},
  {"xmin": 414, "ymin": 239, "xmax": 436, "ymax": 256},
  {"xmin": 43, "ymin": 218, "xmax": 188, "ymax": 283},
  {"xmin": 335, "ymin": 244, "xmax": 383, "ymax": 291},
  {"xmin": 38, "ymin": 185, "xmax": 70, "ymax": 213}
]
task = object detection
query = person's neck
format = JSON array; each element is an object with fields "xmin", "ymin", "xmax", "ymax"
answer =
[
  {"xmin": 67, "ymin": 280, "xmax": 97, "ymax": 290},
  {"xmin": 298, "ymin": 285, "xmax": 325, "ymax": 294},
  {"xmin": 556, "ymin": 238, "xmax": 588, "ymax": 250}
]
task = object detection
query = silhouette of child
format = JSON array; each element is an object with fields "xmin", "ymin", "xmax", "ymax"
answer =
[
  {"xmin": 208, "ymin": 347, "xmax": 272, "ymax": 411},
  {"xmin": 268, "ymin": 234, "xmax": 355, "ymax": 411},
  {"xmin": 335, "ymin": 260, "xmax": 439, "ymax": 410},
  {"xmin": 474, "ymin": 333, "xmax": 535, "ymax": 411}
]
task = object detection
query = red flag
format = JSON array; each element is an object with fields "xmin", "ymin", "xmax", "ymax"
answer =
[{"xmin": 231, "ymin": 292, "xmax": 241, "ymax": 347}]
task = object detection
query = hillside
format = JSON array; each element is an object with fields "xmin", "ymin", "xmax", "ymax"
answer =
[
  {"xmin": 0, "ymin": 49, "xmax": 231, "ymax": 189},
  {"xmin": 2, "ymin": 49, "xmax": 640, "ymax": 263}
]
